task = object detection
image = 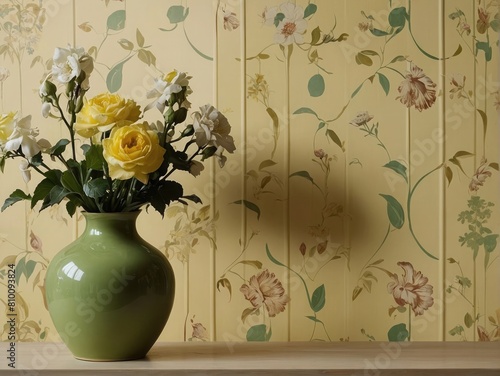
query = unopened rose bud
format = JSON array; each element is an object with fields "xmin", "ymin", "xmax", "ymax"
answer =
[
  {"xmin": 181, "ymin": 124, "xmax": 194, "ymax": 137},
  {"xmin": 201, "ymin": 145, "xmax": 217, "ymax": 160},
  {"xmin": 40, "ymin": 79, "xmax": 57, "ymax": 97}
]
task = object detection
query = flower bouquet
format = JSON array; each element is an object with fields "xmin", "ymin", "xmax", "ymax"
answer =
[
  {"xmin": 0, "ymin": 45, "xmax": 235, "ymax": 216},
  {"xmin": 0, "ymin": 45, "xmax": 235, "ymax": 361}
]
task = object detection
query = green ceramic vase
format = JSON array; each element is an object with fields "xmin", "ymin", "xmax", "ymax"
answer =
[{"xmin": 45, "ymin": 211, "xmax": 175, "ymax": 361}]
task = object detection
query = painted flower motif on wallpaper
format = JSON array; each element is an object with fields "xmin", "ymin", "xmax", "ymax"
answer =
[
  {"xmin": 449, "ymin": 73, "xmax": 467, "ymax": 100},
  {"xmin": 397, "ymin": 62, "xmax": 437, "ymax": 112},
  {"xmin": 0, "ymin": 1, "xmax": 46, "ymax": 56},
  {"xmin": 387, "ymin": 262, "xmax": 434, "ymax": 316},
  {"xmin": 222, "ymin": 9, "xmax": 240, "ymax": 31},
  {"xmin": 189, "ymin": 316, "xmax": 209, "ymax": 341},
  {"xmin": 161, "ymin": 205, "xmax": 218, "ymax": 263},
  {"xmin": 349, "ymin": 111, "xmax": 374, "ymax": 127},
  {"xmin": 272, "ymin": 2, "xmax": 308, "ymax": 45},
  {"xmin": 494, "ymin": 91, "xmax": 500, "ymax": 110},
  {"xmin": 469, "ymin": 157, "xmax": 492, "ymax": 192},
  {"xmin": 240, "ymin": 269, "xmax": 290, "ymax": 318}
]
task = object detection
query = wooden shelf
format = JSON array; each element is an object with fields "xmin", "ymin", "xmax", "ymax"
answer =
[{"xmin": 2, "ymin": 341, "xmax": 499, "ymax": 375}]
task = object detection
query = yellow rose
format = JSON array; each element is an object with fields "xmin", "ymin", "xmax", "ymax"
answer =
[
  {"xmin": 0, "ymin": 112, "xmax": 16, "ymax": 144},
  {"xmin": 102, "ymin": 122, "xmax": 165, "ymax": 184},
  {"xmin": 74, "ymin": 93, "xmax": 141, "ymax": 138}
]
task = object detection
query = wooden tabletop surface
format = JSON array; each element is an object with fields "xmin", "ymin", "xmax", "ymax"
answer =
[{"xmin": 1, "ymin": 341, "xmax": 499, "ymax": 375}]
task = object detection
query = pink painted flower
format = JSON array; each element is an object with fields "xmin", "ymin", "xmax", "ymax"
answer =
[
  {"xmin": 387, "ymin": 262, "xmax": 434, "ymax": 316},
  {"xmin": 469, "ymin": 157, "xmax": 492, "ymax": 192},
  {"xmin": 477, "ymin": 325, "xmax": 491, "ymax": 341},
  {"xmin": 190, "ymin": 318, "xmax": 208, "ymax": 341},
  {"xmin": 397, "ymin": 63, "xmax": 437, "ymax": 112},
  {"xmin": 223, "ymin": 10, "xmax": 239, "ymax": 31},
  {"xmin": 240, "ymin": 269, "xmax": 290, "ymax": 317},
  {"xmin": 349, "ymin": 111, "xmax": 373, "ymax": 126},
  {"xmin": 477, "ymin": 7, "xmax": 490, "ymax": 34},
  {"xmin": 314, "ymin": 149, "xmax": 326, "ymax": 159},
  {"xmin": 358, "ymin": 21, "xmax": 372, "ymax": 32},
  {"xmin": 29, "ymin": 230, "xmax": 43, "ymax": 252}
]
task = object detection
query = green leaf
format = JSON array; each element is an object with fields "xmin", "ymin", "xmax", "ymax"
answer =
[
  {"xmin": 388, "ymin": 7, "xmax": 408, "ymax": 28},
  {"xmin": 304, "ymin": 3, "xmax": 317, "ymax": 18},
  {"xmin": 138, "ymin": 49, "xmax": 156, "ymax": 66},
  {"xmin": 167, "ymin": 5, "xmax": 188, "ymax": 24},
  {"xmin": 2, "ymin": 189, "xmax": 31, "ymax": 212},
  {"xmin": 181, "ymin": 194, "xmax": 202, "ymax": 204},
  {"xmin": 232, "ymin": 200, "xmax": 260, "ymax": 220},
  {"xmin": 383, "ymin": 160, "xmax": 407, "ymax": 182},
  {"xmin": 31, "ymin": 178, "xmax": 56, "ymax": 208},
  {"xmin": 370, "ymin": 28, "xmax": 390, "ymax": 37},
  {"xmin": 310, "ymin": 284, "xmax": 326, "ymax": 312},
  {"xmin": 107, "ymin": 10, "xmax": 126, "ymax": 31},
  {"xmin": 351, "ymin": 82, "xmax": 364, "ymax": 98},
  {"xmin": 241, "ymin": 307, "xmax": 256, "ymax": 322},
  {"xmin": 293, "ymin": 107, "xmax": 319, "ymax": 118},
  {"xmin": 290, "ymin": 171, "xmax": 321, "ymax": 191},
  {"xmin": 216, "ymin": 278, "xmax": 232, "ymax": 299},
  {"xmin": 84, "ymin": 144, "xmax": 106, "ymax": 171},
  {"xmin": 476, "ymin": 41, "xmax": 492, "ymax": 61},
  {"xmin": 355, "ymin": 52, "xmax": 373, "ymax": 66},
  {"xmin": 352, "ymin": 286, "xmax": 363, "ymax": 301},
  {"xmin": 464, "ymin": 312, "xmax": 474, "ymax": 328},
  {"xmin": 136, "ymin": 28, "xmax": 145, "ymax": 47},
  {"xmin": 118, "ymin": 38, "xmax": 134, "ymax": 50},
  {"xmin": 25, "ymin": 260, "xmax": 36, "ymax": 280},
  {"xmin": 266, "ymin": 107, "xmax": 279, "ymax": 146},
  {"xmin": 305, "ymin": 315, "xmax": 322, "ymax": 323},
  {"xmin": 445, "ymin": 166, "xmax": 453, "ymax": 186},
  {"xmin": 274, "ymin": 13, "xmax": 285, "ymax": 27},
  {"xmin": 61, "ymin": 169, "xmax": 83, "ymax": 195},
  {"xmin": 259, "ymin": 159, "xmax": 276, "ymax": 170},
  {"xmin": 15, "ymin": 257, "xmax": 26, "ymax": 285},
  {"xmin": 150, "ymin": 180, "xmax": 184, "ymax": 216},
  {"xmin": 379, "ymin": 194, "xmax": 405, "ymax": 229},
  {"xmin": 476, "ymin": 109, "xmax": 487, "ymax": 135},
  {"xmin": 448, "ymin": 325, "xmax": 464, "ymax": 336},
  {"xmin": 390, "ymin": 55, "xmax": 406, "ymax": 63},
  {"xmin": 47, "ymin": 139, "xmax": 70, "ymax": 156},
  {"xmin": 308, "ymin": 74, "xmax": 325, "ymax": 97},
  {"xmin": 484, "ymin": 234, "xmax": 498, "ymax": 253},
  {"xmin": 387, "ymin": 323, "xmax": 409, "ymax": 341},
  {"xmin": 310, "ymin": 26, "xmax": 321, "ymax": 45},
  {"xmin": 238, "ymin": 260, "xmax": 263, "ymax": 269},
  {"xmin": 326, "ymin": 129, "xmax": 343, "ymax": 150},
  {"xmin": 83, "ymin": 178, "xmax": 108, "ymax": 199},
  {"xmin": 378, "ymin": 73, "xmax": 390, "ymax": 96},
  {"xmin": 246, "ymin": 324, "xmax": 269, "ymax": 341},
  {"xmin": 106, "ymin": 62, "xmax": 125, "ymax": 93}
]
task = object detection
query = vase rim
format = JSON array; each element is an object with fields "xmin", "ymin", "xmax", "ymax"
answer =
[{"xmin": 82, "ymin": 211, "xmax": 141, "ymax": 218}]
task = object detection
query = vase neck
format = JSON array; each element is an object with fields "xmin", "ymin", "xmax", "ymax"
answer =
[{"xmin": 82, "ymin": 212, "xmax": 140, "ymax": 238}]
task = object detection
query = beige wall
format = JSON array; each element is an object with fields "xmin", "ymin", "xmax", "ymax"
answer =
[{"xmin": 0, "ymin": 0, "xmax": 499, "ymax": 343}]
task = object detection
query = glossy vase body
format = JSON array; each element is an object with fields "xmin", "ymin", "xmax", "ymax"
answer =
[{"xmin": 45, "ymin": 212, "xmax": 175, "ymax": 361}]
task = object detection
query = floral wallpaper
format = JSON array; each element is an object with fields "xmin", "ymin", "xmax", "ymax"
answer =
[{"xmin": 0, "ymin": 0, "xmax": 499, "ymax": 344}]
